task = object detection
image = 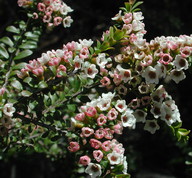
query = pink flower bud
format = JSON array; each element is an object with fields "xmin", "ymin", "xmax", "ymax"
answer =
[
  {"xmin": 32, "ymin": 12, "xmax": 38, "ymax": 19},
  {"xmin": 38, "ymin": 3, "xmax": 46, "ymax": 12},
  {"xmin": 56, "ymin": 65, "xmax": 66, "ymax": 77},
  {"xmin": 32, "ymin": 66, "xmax": 44, "ymax": 76},
  {"xmin": 107, "ymin": 108, "xmax": 118, "ymax": 120},
  {"xmin": 100, "ymin": 76, "xmax": 111, "ymax": 86},
  {"xmin": 85, "ymin": 107, "xmax": 97, "ymax": 117},
  {"xmin": 54, "ymin": 17, "xmax": 63, "ymax": 26},
  {"xmin": 104, "ymin": 128, "xmax": 114, "ymax": 139},
  {"xmin": 48, "ymin": 57, "xmax": 61, "ymax": 66},
  {"xmin": 94, "ymin": 128, "xmax": 105, "ymax": 139},
  {"xmin": 81, "ymin": 127, "xmax": 94, "ymax": 137},
  {"xmin": 79, "ymin": 47, "xmax": 89, "ymax": 59},
  {"xmin": 113, "ymin": 123, "xmax": 123, "ymax": 135},
  {"xmin": 97, "ymin": 114, "xmax": 107, "ymax": 126},
  {"xmin": 93, "ymin": 150, "xmax": 103, "ymax": 162},
  {"xmin": 89, "ymin": 139, "xmax": 101, "ymax": 149},
  {"xmin": 75, "ymin": 112, "xmax": 85, "ymax": 121},
  {"xmin": 79, "ymin": 155, "xmax": 91, "ymax": 166},
  {"xmin": 68, "ymin": 141, "xmax": 80, "ymax": 152},
  {"xmin": 101, "ymin": 140, "xmax": 111, "ymax": 152}
]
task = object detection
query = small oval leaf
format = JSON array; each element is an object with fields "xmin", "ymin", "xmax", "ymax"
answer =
[
  {"xmin": 0, "ymin": 45, "xmax": 9, "ymax": 59},
  {"xmin": 21, "ymin": 90, "xmax": 32, "ymax": 97},
  {"xmin": 14, "ymin": 50, "xmax": 33, "ymax": 60},
  {"xmin": 6, "ymin": 26, "xmax": 20, "ymax": 34},
  {"xmin": 0, "ymin": 37, "xmax": 14, "ymax": 47}
]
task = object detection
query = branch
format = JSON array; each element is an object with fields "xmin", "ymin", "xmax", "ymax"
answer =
[{"xmin": 14, "ymin": 112, "xmax": 67, "ymax": 136}]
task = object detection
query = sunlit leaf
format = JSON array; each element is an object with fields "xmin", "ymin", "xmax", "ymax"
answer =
[
  {"xmin": 0, "ymin": 45, "xmax": 9, "ymax": 59},
  {"xmin": 0, "ymin": 37, "xmax": 14, "ymax": 47},
  {"xmin": 14, "ymin": 50, "xmax": 33, "ymax": 60}
]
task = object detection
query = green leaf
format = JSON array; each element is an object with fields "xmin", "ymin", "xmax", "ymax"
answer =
[
  {"xmin": 124, "ymin": 2, "xmax": 131, "ymax": 11},
  {"xmin": 21, "ymin": 90, "xmax": 32, "ymax": 97},
  {"xmin": 19, "ymin": 21, "xmax": 27, "ymax": 30},
  {"xmin": 100, "ymin": 41, "xmax": 110, "ymax": 51},
  {"xmin": 0, "ymin": 45, "xmax": 9, "ymax": 59},
  {"xmin": 109, "ymin": 27, "xmax": 114, "ymax": 38},
  {"xmin": 67, "ymin": 104, "xmax": 76, "ymax": 112},
  {"xmin": 19, "ymin": 42, "xmax": 37, "ymax": 49},
  {"xmin": 8, "ymin": 47, "xmax": 16, "ymax": 53},
  {"xmin": 12, "ymin": 62, "xmax": 27, "ymax": 70},
  {"xmin": 11, "ymin": 80, "xmax": 23, "ymax": 90},
  {"xmin": 96, "ymin": 40, "xmax": 101, "ymax": 49},
  {"xmin": 6, "ymin": 26, "xmax": 20, "ymax": 34},
  {"xmin": 23, "ymin": 76, "xmax": 32, "ymax": 84},
  {"xmin": 178, "ymin": 128, "xmax": 190, "ymax": 136},
  {"xmin": 185, "ymin": 161, "xmax": 192, "ymax": 165},
  {"xmin": 0, "ymin": 37, "xmax": 14, "ymax": 47},
  {"xmin": 25, "ymin": 32, "xmax": 39, "ymax": 40},
  {"xmin": 14, "ymin": 50, "xmax": 33, "ymax": 60},
  {"xmin": 115, "ymin": 174, "xmax": 131, "ymax": 178},
  {"xmin": 114, "ymin": 29, "xmax": 125, "ymax": 41},
  {"xmin": 131, "ymin": 1, "xmax": 143, "ymax": 12},
  {"xmin": 38, "ymin": 81, "xmax": 48, "ymax": 89}
]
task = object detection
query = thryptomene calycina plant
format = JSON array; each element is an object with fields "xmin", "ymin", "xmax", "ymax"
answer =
[{"xmin": 0, "ymin": 0, "xmax": 192, "ymax": 177}]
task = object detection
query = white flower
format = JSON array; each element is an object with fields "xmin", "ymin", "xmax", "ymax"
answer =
[
  {"xmin": 55, "ymin": 49, "xmax": 64, "ymax": 58},
  {"xmin": 160, "ymin": 101, "xmax": 181, "ymax": 125},
  {"xmin": 150, "ymin": 85, "xmax": 166, "ymax": 103},
  {"xmin": 116, "ymin": 65, "xmax": 131, "ymax": 83},
  {"xmin": 3, "ymin": 103, "xmax": 15, "ymax": 117},
  {"xmin": 121, "ymin": 109, "xmax": 136, "ymax": 128},
  {"xmin": 96, "ymin": 53, "xmax": 111, "ymax": 68},
  {"xmin": 150, "ymin": 102, "xmax": 163, "ymax": 119},
  {"xmin": 79, "ymin": 39, "xmax": 93, "ymax": 48},
  {"xmin": 132, "ymin": 20, "xmax": 144, "ymax": 32},
  {"xmin": 60, "ymin": 4, "xmax": 73, "ymax": 15},
  {"xmin": 133, "ymin": 12, "xmax": 144, "ymax": 21},
  {"xmin": 101, "ymin": 92, "xmax": 115, "ymax": 100},
  {"xmin": 107, "ymin": 151, "xmax": 123, "ymax": 165},
  {"xmin": 155, "ymin": 62, "xmax": 167, "ymax": 78},
  {"xmin": 111, "ymin": 10, "xmax": 122, "ymax": 21},
  {"xmin": 115, "ymin": 100, "xmax": 127, "ymax": 113},
  {"xmin": 63, "ymin": 16, "xmax": 73, "ymax": 28},
  {"xmin": 173, "ymin": 55, "xmax": 189, "ymax": 71},
  {"xmin": 97, "ymin": 98, "xmax": 111, "ymax": 111},
  {"xmin": 133, "ymin": 109, "xmax": 147, "ymax": 123},
  {"xmin": 85, "ymin": 163, "xmax": 102, "ymax": 178},
  {"xmin": 142, "ymin": 66, "xmax": 159, "ymax": 84},
  {"xmin": 144, "ymin": 120, "xmax": 160, "ymax": 134},
  {"xmin": 37, "ymin": 53, "xmax": 50, "ymax": 65},
  {"xmin": 74, "ymin": 55, "xmax": 83, "ymax": 70},
  {"xmin": 170, "ymin": 69, "xmax": 186, "ymax": 84},
  {"xmin": 84, "ymin": 63, "xmax": 98, "ymax": 79}
]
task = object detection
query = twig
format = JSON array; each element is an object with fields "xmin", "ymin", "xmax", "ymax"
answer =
[{"xmin": 14, "ymin": 112, "xmax": 67, "ymax": 136}]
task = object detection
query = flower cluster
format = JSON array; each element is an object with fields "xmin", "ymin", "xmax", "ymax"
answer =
[
  {"xmin": 17, "ymin": 39, "xmax": 93, "ymax": 79},
  {"xmin": 68, "ymin": 92, "xmax": 130, "ymax": 177},
  {"xmin": 17, "ymin": 0, "xmax": 73, "ymax": 28}
]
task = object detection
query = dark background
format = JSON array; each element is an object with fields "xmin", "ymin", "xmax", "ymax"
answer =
[{"xmin": 0, "ymin": 0, "xmax": 192, "ymax": 177}]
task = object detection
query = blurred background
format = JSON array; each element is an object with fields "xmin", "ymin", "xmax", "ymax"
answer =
[{"xmin": 0, "ymin": 0, "xmax": 192, "ymax": 177}]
